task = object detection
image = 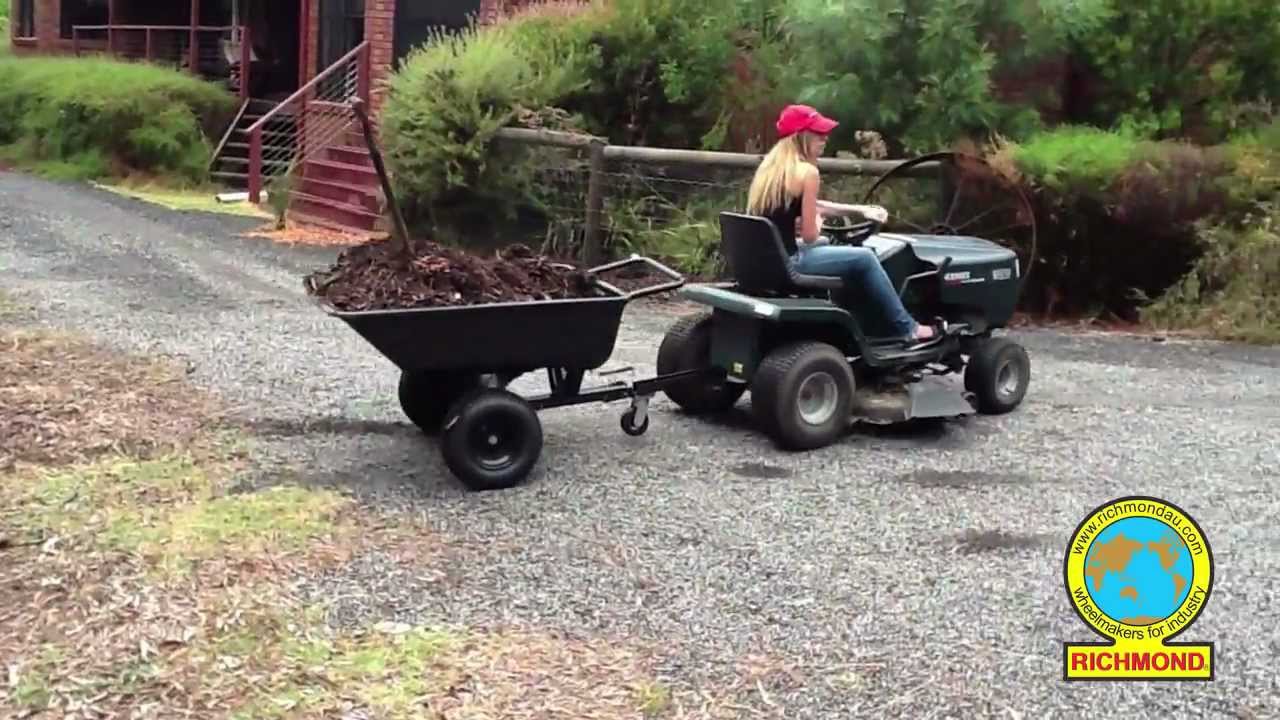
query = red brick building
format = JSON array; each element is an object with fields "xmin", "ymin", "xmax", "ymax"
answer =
[
  {"xmin": 8, "ymin": 0, "xmax": 522, "ymax": 112},
  {"xmin": 8, "ymin": 0, "xmax": 534, "ymax": 230}
]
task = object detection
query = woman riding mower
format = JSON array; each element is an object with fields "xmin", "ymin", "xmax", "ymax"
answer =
[{"xmin": 746, "ymin": 104, "xmax": 938, "ymax": 343}]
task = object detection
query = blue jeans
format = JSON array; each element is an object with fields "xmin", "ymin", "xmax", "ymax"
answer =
[{"xmin": 790, "ymin": 245, "xmax": 918, "ymax": 338}]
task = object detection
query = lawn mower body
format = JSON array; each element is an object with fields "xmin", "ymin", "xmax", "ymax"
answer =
[{"xmin": 656, "ymin": 212, "xmax": 1032, "ymax": 448}]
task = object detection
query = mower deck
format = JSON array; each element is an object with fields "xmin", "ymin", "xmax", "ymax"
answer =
[{"xmin": 850, "ymin": 376, "xmax": 978, "ymax": 425}]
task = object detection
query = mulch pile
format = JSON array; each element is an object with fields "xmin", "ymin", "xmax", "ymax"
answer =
[{"xmin": 304, "ymin": 236, "xmax": 602, "ymax": 311}]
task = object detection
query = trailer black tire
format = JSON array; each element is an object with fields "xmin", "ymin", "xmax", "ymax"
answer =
[
  {"xmin": 751, "ymin": 341, "xmax": 855, "ymax": 450},
  {"xmin": 657, "ymin": 312, "xmax": 745, "ymax": 413},
  {"xmin": 399, "ymin": 370, "xmax": 478, "ymax": 435},
  {"xmin": 964, "ymin": 337, "xmax": 1030, "ymax": 414},
  {"xmin": 400, "ymin": 370, "xmax": 519, "ymax": 434},
  {"xmin": 440, "ymin": 388, "xmax": 543, "ymax": 492}
]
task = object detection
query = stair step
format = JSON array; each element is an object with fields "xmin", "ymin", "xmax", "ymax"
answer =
[
  {"xmin": 326, "ymin": 145, "xmax": 372, "ymax": 166},
  {"xmin": 287, "ymin": 210, "xmax": 381, "ymax": 236},
  {"xmin": 290, "ymin": 191, "xmax": 381, "ymax": 220},
  {"xmin": 211, "ymin": 171, "xmax": 249, "ymax": 188},
  {"xmin": 220, "ymin": 141, "xmax": 294, "ymax": 154},
  {"xmin": 303, "ymin": 158, "xmax": 379, "ymax": 186},
  {"xmin": 288, "ymin": 192, "xmax": 382, "ymax": 232},
  {"xmin": 298, "ymin": 176, "xmax": 382, "ymax": 212},
  {"xmin": 219, "ymin": 156, "xmax": 295, "ymax": 169}
]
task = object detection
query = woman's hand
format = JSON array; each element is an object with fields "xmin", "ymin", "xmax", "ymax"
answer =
[{"xmin": 855, "ymin": 204, "xmax": 889, "ymax": 224}]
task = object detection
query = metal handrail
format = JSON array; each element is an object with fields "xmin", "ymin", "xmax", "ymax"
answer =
[
  {"xmin": 246, "ymin": 41, "xmax": 371, "ymax": 203},
  {"xmin": 246, "ymin": 41, "xmax": 370, "ymax": 135},
  {"xmin": 72, "ymin": 24, "xmax": 238, "ymax": 31},
  {"xmin": 208, "ymin": 98, "xmax": 251, "ymax": 173}
]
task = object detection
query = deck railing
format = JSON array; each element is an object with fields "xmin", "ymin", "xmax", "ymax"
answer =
[
  {"xmin": 245, "ymin": 41, "xmax": 371, "ymax": 203},
  {"xmin": 71, "ymin": 24, "xmax": 252, "ymax": 100}
]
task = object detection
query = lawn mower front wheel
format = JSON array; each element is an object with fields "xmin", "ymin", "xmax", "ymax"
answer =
[
  {"xmin": 964, "ymin": 337, "xmax": 1031, "ymax": 414},
  {"xmin": 751, "ymin": 341, "xmax": 856, "ymax": 450}
]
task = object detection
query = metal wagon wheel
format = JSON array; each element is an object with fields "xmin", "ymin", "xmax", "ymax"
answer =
[{"xmin": 861, "ymin": 151, "xmax": 1038, "ymax": 300}]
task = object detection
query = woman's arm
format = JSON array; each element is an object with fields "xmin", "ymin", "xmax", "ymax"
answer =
[
  {"xmin": 817, "ymin": 200, "xmax": 889, "ymax": 223},
  {"xmin": 798, "ymin": 165, "xmax": 822, "ymax": 244}
]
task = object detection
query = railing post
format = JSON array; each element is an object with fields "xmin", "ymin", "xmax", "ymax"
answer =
[
  {"xmin": 188, "ymin": 0, "xmax": 200, "ymax": 74},
  {"xmin": 145, "ymin": 28, "xmax": 153, "ymax": 61},
  {"xmin": 358, "ymin": 42, "xmax": 371, "ymax": 105},
  {"xmin": 248, "ymin": 129, "xmax": 263, "ymax": 203},
  {"xmin": 298, "ymin": 0, "xmax": 312, "ymax": 90},
  {"xmin": 583, "ymin": 137, "xmax": 607, "ymax": 266},
  {"xmin": 239, "ymin": 25, "xmax": 252, "ymax": 101},
  {"xmin": 73, "ymin": 28, "xmax": 80, "ymax": 56}
]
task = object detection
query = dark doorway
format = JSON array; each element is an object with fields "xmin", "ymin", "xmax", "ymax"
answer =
[
  {"xmin": 60, "ymin": 0, "xmax": 109, "ymax": 38},
  {"xmin": 392, "ymin": 0, "xmax": 481, "ymax": 66},
  {"xmin": 244, "ymin": 0, "xmax": 302, "ymax": 98},
  {"xmin": 317, "ymin": 0, "xmax": 365, "ymax": 72}
]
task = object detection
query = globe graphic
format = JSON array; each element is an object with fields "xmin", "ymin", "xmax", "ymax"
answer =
[{"xmin": 1084, "ymin": 517, "xmax": 1194, "ymax": 625}]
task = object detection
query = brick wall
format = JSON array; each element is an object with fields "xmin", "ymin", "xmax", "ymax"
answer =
[
  {"xmin": 13, "ymin": 0, "xmax": 540, "ymax": 115},
  {"xmin": 363, "ymin": 0, "xmax": 395, "ymax": 116},
  {"xmin": 10, "ymin": 0, "xmax": 75, "ymax": 55}
]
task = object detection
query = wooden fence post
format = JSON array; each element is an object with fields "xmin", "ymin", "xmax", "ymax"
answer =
[{"xmin": 583, "ymin": 138, "xmax": 607, "ymax": 267}]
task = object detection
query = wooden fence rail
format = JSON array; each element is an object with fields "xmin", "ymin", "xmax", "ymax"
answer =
[{"xmin": 492, "ymin": 127, "xmax": 940, "ymax": 264}]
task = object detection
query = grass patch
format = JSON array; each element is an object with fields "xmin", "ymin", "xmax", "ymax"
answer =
[
  {"xmin": 95, "ymin": 179, "xmax": 271, "ymax": 219},
  {"xmin": 0, "ymin": 323, "xmax": 686, "ymax": 719},
  {"xmin": 0, "ymin": 288, "xmax": 24, "ymax": 319}
]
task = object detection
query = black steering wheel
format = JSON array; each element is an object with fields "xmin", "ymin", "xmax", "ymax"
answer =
[{"xmin": 820, "ymin": 215, "xmax": 880, "ymax": 246}]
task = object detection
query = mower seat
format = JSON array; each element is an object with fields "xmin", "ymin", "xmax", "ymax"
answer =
[{"xmin": 719, "ymin": 212, "xmax": 843, "ymax": 297}]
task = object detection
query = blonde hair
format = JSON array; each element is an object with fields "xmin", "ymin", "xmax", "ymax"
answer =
[{"xmin": 746, "ymin": 133, "xmax": 818, "ymax": 215}]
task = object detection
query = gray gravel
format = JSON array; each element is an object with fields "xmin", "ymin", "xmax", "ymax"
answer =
[{"xmin": 3, "ymin": 170, "xmax": 1279, "ymax": 719}]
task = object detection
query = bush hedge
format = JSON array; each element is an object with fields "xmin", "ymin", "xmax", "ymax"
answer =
[
  {"xmin": 0, "ymin": 57, "xmax": 236, "ymax": 182},
  {"xmin": 378, "ymin": 0, "xmax": 1280, "ymax": 342}
]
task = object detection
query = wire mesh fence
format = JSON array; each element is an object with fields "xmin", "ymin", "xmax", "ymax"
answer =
[{"xmin": 490, "ymin": 129, "xmax": 947, "ymax": 278}]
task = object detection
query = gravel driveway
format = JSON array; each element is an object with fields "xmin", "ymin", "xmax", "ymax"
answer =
[{"xmin": 3, "ymin": 171, "xmax": 1278, "ymax": 719}]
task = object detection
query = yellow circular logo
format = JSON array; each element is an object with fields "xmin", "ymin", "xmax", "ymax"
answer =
[{"xmin": 1062, "ymin": 496, "xmax": 1214, "ymax": 680}]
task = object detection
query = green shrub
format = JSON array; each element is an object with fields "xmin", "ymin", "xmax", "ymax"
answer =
[
  {"xmin": 1142, "ymin": 205, "xmax": 1280, "ymax": 343},
  {"xmin": 1011, "ymin": 126, "xmax": 1140, "ymax": 195},
  {"xmin": 990, "ymin": 127, "xmax": 1243, "ymax": 319},
  {"xmin": 1068, "ymin": 0, "xmax": 1280, "ymax": 143},
  {"xmin": 0, "ymin": 56, "xmax": 235, "ymax": 182},
  {"xmin": 776, "ymin": 0, "xmax": 1111, "ymax": 156},
  {"xmin": 529, "ymin": 0, "xmax": 790, "ymax": 152},
  {"xmin": 380, "ymin": 18, "xmax": 594, "ymax": 240}
]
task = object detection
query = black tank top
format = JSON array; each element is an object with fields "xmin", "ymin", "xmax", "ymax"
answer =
[{"xmin": 761, "ymin": 195, "xmax": 803, "ymax": 255}]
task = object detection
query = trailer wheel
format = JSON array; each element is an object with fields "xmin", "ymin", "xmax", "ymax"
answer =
[
  {"xmin": 399, "ymin": 370, "xmax": 474, "ymax": 434},
  {"xmin": 751, "ymin": 341, "xmax": 855, "ymax": 450},
  {"xmin": 657, "ymin": 312, "xmax": 745, "ymax": 413},
  {"xmin": 620, "ymin": 407, "xmax": 649, "ymax": 436},
  {"xmin": 400, "ymin": 370, "xmax": 516, "ymax": 434},
  {"xmin": 440, "ymin": 388, "xmax": 543, "ymax": 492},
  {"xmin": 964, "ymin": 337, "xmax": 1030, "ymax": 414}
]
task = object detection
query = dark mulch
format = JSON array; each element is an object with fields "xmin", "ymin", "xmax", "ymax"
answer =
[{"xmin": 304, "ymin": 237, "xmax": 602, "ymax": 311}]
